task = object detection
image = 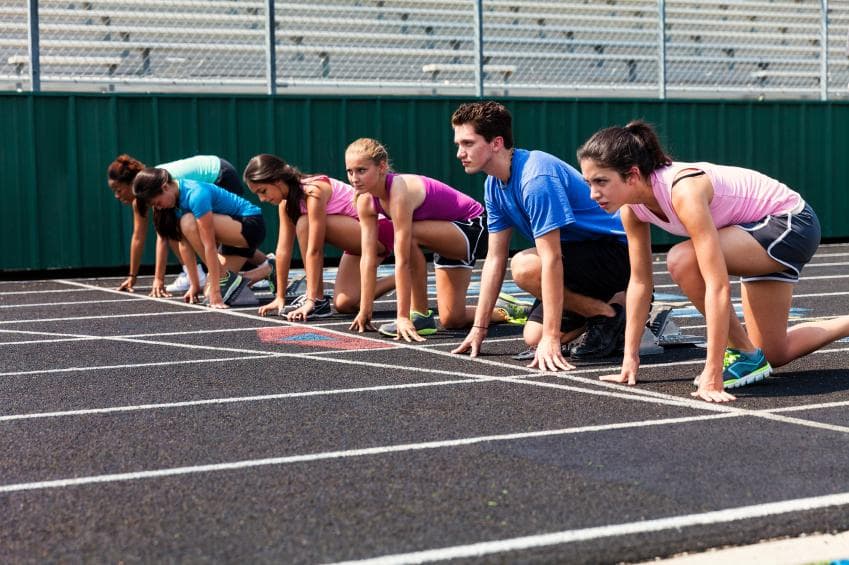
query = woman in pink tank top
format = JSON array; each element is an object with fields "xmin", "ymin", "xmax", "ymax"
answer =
[
  {"xmin": 577, "ymin": 121, "xmax": 847, "ymax": 402},
  {"xmin": 344, "ymin": 138, "xmax": 511, "ymax": 341},
  {"xmin": 243, "ymin": 154, "xmax": 395, "ymax": 320}
]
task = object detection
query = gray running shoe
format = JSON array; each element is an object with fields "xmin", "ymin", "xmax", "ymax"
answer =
[{"xmin": 281, "ymin": 294, "xmax": 332, "ymax": 318}]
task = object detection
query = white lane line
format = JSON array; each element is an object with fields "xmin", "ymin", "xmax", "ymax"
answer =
[
  {"xmin": 0, "ymin": 288, "xmax": 101, "ymax": 296},
  {"xmin": 768, "ymin": 400, "xmax": 849, "ymax": 413},
  {"xmin": 0, "ymin": 356, "xmax": 274, "ymax": 377},
  {"xmin": 50, "ymin": 279, "xmax": 849, "ymax": 433},
  {"xmin": 0, "ymin": 310, "xmax": 209, "ymax": 325},
  {"xmin": 328, "ymin": 492, "xmax": 849, "ymax": 565},
  {"xmin": 0, "ymin": 379, "xmax": 486, "ymax": 422},
  {"xmin": 0, "ymin": 413, "xmax": 737, "ymax": 494},
  {"xmin": 0, "ymin": 298, "xmax": 142, "ymax": 309}
]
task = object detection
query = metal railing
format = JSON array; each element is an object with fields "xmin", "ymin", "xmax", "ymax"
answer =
[{"xmin": 3, "ymin": 0, "xmax": 847, "ymax": 100}]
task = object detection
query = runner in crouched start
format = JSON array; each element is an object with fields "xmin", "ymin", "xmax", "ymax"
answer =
[
  {"xmin": 243, "ymin": 153, "xmax": 395, "ymax": 321},
  {"xmin": 450, "ymin": 101, "xmax": 630, "ymax": 370},
  {"xmin": 577, "ymin": 120, "xmax": 849, "ymax": 401},
  {"xmin": 132, "ymin": 167, "xmax": 266, "ymax": 309},
  {"xmin": 345, "ymin": 137, "xmax": 526, "ymax": 341}
]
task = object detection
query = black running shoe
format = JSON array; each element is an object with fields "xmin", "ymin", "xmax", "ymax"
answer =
[{"xmin": 570, "ymin": 303, "xmax": 625, "ymax": 360}]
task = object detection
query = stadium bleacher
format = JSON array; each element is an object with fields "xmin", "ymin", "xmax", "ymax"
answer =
[{"xmin": 1, "ymin": 0, "xmax": 847, "ymax": 98}]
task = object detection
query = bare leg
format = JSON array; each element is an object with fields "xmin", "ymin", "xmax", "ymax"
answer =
[
  {"xmin": 433, "ymin": 267, "xmax": 476, "ymax": 329},
  {"xmin": 333, "ymin": 253, "xmax": 396, "ymax": 313},
  {"xmin": 667, "ymin": 225, "xmax": 849, "ymax": 366},
  {"xmin": 742, "ymin": 281, "xmax": 849, "ymax": 367}
]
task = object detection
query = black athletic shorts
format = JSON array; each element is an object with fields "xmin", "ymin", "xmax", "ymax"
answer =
[
  {"xmin": 433, "ymin": 213, "xmax": 488, "ymax": 269},
  {"xmin": 215, "ymin": 159, "xmax": 245, "ymax": 195},
  {"xmin": 221, "ymin": 214, "xmax": 266, "ymax": 258},
  {"xmin": 527, "ymin": 238, "xmax": 629, "ymax": 331}
]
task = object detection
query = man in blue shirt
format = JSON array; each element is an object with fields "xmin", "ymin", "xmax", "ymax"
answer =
[{"xmin": 450, "ymin": 101, "xmax": 630, "ymax": 370}]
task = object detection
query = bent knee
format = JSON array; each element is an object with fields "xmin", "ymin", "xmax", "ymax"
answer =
[
  {"xmin": 666, "ymin": 244, "xmax": 697, "ymax": 283},
  {"xmin": 438, "ymin": 312, "xmax": 467, "ymax": 330},
  {"xmin": 510, "ymin": 252, "xmax": 540, "ymax": 289},
  {"xmin": 523, "ymin": 321, "xmax": 542, "ymax": 347},
  {"xmin": 333, "ymin": 294, "xmax": 359, "ymax": 314}
]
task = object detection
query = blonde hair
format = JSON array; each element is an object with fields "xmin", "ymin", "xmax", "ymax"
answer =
[{"xmin": 346, "ymin": 137, "xmax": 392, "ymax": 170}]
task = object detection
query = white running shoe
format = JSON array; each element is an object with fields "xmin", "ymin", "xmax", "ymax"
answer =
[{"xmin": 166, "ymin": 264, "xmax": 206, "ymax": 293}]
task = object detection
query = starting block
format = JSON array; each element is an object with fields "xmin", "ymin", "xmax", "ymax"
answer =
[
  {"xmin": 227, "ymin": 282, "xmax": 259, "ymax": 307},
  {"xmin": 646, "ymin": 305, "xmax": 704, "ymax": 348}
]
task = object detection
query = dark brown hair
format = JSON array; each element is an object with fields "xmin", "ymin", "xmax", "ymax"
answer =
[
  {"xmin": 132, "ymin": 167, "xmax": 182, "ymax": 240},
  {"xmin": 577, "ymin": 120, "xmax": 672, "ymax": 179},
  {"xmin": 243, "ymin": 153, "xmax": 306, "ymax": 225},
  {"xmin": 451, "ymin": 101, "xmax": 514, "ymax": 149}
]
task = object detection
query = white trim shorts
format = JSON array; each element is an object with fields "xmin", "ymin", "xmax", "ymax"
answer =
[{"xmin": 737, "ymin": 201, "xmax": 820, "ymax": 283}]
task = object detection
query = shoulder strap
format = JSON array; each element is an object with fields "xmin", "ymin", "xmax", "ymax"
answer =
[{"xmin": 671, "ymin": 170, "xmax": 706, "ymax": 188}]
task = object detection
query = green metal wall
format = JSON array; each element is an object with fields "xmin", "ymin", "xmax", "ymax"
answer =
[{"xmin": 2, "ymin": 92, "xmax": 848, "ymax": 271}]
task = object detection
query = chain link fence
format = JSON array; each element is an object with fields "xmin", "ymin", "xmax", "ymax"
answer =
[{"xmin": 2, "ymin": 0, "xmax": 847, "ymax": 99}]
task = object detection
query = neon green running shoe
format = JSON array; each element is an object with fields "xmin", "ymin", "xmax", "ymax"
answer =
[
  {"xmin": 378, "ymin": 309, "xmax": 438, "ymax": 337},
  {"xmin": 722, "ymin": 348, "xmax": 772, "ymax": 389},
  {"xmin": 495, "ymin": 292, "xmax": 533, "ymax": 325}
]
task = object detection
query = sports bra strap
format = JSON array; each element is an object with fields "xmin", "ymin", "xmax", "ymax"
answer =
[{"xmin": 671, "ymin": 170, "xmax": 706, "ymax": 188}]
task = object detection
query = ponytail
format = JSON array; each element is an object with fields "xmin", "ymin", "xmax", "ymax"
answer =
[{"xmin": 577, "ymin": 119, "xmax": 672, "ymax": 179}]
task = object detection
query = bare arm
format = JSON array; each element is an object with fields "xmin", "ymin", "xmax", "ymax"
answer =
[
  {"xmin": 452, "ymin": 229, "xmax": 511, "ymax": 357},
  {"xmin": 672, "ymin": 176, "xmax": 735, "ymax": 402},
  {"xmin": 258, "ymin": 202, "xmax": 296, "ymax": 316},
  {"xmin": 195, "ymin": 212, "xmax": 226, "ymax": 308},
  {"xmin": 288, "ymin": 181, "xmax": 331, "ymax": 321},
  {"xmin": 530, "ymin": 229, "xmax": 573, "ymax": 372},
  {"xmin": 117, "ymin": 200, "xmax": 148, "ymax": 292},
  {"xmin": 603, "ymin": 206, "xmax": 653, "ymax": 385},
  {"xmin": 351, "ymin": 194, "xmax": 380, "ymax": 332}
]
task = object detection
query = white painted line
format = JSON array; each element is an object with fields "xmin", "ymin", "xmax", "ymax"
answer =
[
  {"xmin": 0, "ymin": 379, "xmax": 486, "ymax": 422},
  {"xmin": 0, "ymin": 288, "xmax": 102, "ymax": 296},
  {"xmin": 328, "ymin": 492, "xmax": 849, "ymax": 564},
  {"xmin": 0, "ymin": 413, "xmax": 737, "ymax": 494},
  {"xmin": 0, "ymin": 310, "xmax": 209, "ymax": 325},
  {"xmin": 0, "ymin": 355, "xmax": 274, "ymax": 377},
  {"xmin": 0, "ymin": 298, "xmax": 142, "ymax": 309}
]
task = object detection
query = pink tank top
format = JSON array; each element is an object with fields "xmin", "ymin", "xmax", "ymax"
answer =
[
  {"xmin": 629, "ymin": 162, "xmax": 803, "ymax": 237},
  {"xmin": 373, "ymin": 172, "xmax": 484, "ymax": 222},
  {"xmin": 299, "ymin": 175, "xmax": 358, "ymax": 219}
]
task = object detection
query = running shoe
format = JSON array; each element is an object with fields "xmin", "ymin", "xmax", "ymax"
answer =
[
  {"xmin": 285, "ymin": 275, "xmax": 307, "ymax": 301},
  {"xmin": 722, "ymin": 348, "xmax": 772, "ymax": 389},
  {"xmin": 281, "ymin": 294, "xmax": 333, "ymax": 318},
  {"xmin": 570, "ymin": 303, "xmax": 625, "ymax": 360},
  {"xmin": 166, "ymin": 264, "xmax": 207, "ymax": 293},
  {"xmin": 495, "ymin": 292, "xmax": 533, "ymax": 325},
  {"xmin": 219, "ymin": 271, "xmax": 248, "ymax": 305},
  {"xmin": 378, "ymin": 309, "xmax": 438, "ymax": 337}
]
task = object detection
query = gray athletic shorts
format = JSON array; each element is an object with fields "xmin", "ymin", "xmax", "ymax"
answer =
[{"xmin": 737, "ymin": 201, "xmax": 820, "ymax": 283}]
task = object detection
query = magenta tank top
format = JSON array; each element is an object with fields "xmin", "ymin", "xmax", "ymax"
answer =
[
  {"xmin": 299, "ymin": 175, "xmax": 358, "ymax": 219},
  {"xmin": 372, "ymin": 173, "xmax": 484, "ymax": 221},
  {"xmin": 629, "ymin": 162, "xmax": 803, "ymax": 237}
]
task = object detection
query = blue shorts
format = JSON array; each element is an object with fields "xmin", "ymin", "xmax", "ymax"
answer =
[{"xmin": 737, "ymin": 201, "xmax": 820, "ymax": 283}]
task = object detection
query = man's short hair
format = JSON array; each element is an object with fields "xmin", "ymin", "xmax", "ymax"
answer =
[{"xmin": 451, "ymin": 101, "xmax": 514, "ymax": 149}]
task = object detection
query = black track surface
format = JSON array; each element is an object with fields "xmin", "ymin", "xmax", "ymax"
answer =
[{"xmin": 1, "ymin": 244, "xmax": 848, "ymax": 563}]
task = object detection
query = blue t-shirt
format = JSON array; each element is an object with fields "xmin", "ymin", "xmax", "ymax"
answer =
[
  {"xmin": 484, "ymin": 149, "xmax": 626, "ymax": 243},
  {"xmin": 176, "ymin": 179, "xmax": 260, "ymax": 219}
]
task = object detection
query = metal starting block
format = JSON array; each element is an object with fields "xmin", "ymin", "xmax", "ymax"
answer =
[{"xmin": 646, "ymin": 305, "xmax": 704, "ymax": 348}]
